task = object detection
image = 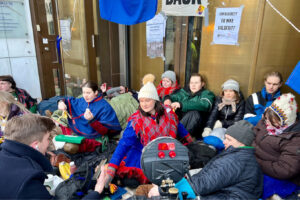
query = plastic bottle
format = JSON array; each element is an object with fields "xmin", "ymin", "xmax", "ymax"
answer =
[{"xmin": 70, "ymin": 161, "xmax": 77, "ymax": 174}]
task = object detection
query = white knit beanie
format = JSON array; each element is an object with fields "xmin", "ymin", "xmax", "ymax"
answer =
[
  {"xmin": 222, "ymin": 79, "xmax": 239, "ymax": 92},
  {"xmin": 269, "ymin": 93, "xmax": 298, "ymax": 126},
  {"xmin": 161, "ymin": 70, "xmax": 176, "ymax": 83},
  {"xmin": 138, "ymin": 82, "xmax": 160, "ymax": 101}
]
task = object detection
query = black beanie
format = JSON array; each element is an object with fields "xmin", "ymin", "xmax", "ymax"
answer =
[{"xmin": 226, "ymin": 120, "xmax": 255, "ymax": 146}]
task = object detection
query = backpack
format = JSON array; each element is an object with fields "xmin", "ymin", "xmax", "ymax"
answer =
[
  {"xmin": 187, "ymin": 141, "xmax": 217, "ymax": 169},
  {"xmin": 55, "ymin": 162, "xmax": 95, "ymax": 199}
]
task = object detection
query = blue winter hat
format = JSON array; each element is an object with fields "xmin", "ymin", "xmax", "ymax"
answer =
[{"xmin": 203, "ymin": 136, "xmax": 225, "ymax": 151}]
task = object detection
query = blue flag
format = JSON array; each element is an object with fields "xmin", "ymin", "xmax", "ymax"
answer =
[
  {"xmin": 286, "ymin": 61, "xmax": 300, "ymax": 94},
  {"xmin": 99, "ymin": 0, "xmax": 157, "ymax": 25}
]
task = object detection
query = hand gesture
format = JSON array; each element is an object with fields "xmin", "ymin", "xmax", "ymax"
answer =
[
  {"xmin": 94, "ymin": 165, "xmax": 106, "ymax": 194},
  {"xmin": 171, "ymin": 102, "xmax": 181, "ymax": 110},
  {"xmin": 58, "ymin": 101, "xmax": 67, "ymax": 111},
  {"xmin": 84, "ymin": 108, "xmax": 94, "ymax": 120}
]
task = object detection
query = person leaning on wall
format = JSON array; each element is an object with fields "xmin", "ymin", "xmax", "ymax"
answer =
[
  {"xmin": 0, "ymin": 114, "xmax": 106, "ymax": 199},
  {"xmin": 164, "ymin": 73, "xmax": 215, "ymax": 139},
  {"xmin": 244, "ymin": 71, "xmax": 283, "ymax": 126},
  {"xmin": 0, "ymin": 75, "xmax": 37, "ymax": 113}
]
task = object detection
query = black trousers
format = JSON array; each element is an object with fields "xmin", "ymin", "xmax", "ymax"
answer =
[{"xmin": 178, "ymin": 110, "xmax": 207, "ymax": 139}]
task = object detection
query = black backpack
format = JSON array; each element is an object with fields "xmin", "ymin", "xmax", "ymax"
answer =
[
  {"xmin": 55, "ymin": 162, "xmax": 95, "ymax": 199},
  {"xmin": 187, "ymin": 141, "xmax": 217, "ymax": 169}
]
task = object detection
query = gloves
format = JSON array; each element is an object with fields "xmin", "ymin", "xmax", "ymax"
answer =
[
  {"xmin": 202, "ymin": 127, "xmax": 212, "ymax": 137},
  {"xmin": 213, "ymin": 120, "xmax": 223, "ymax": 129},
  {"xmin": 104, "ymin": 164, "xmax": 117, "ymax": 187}
]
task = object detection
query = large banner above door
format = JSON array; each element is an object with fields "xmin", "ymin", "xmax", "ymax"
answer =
[{"xmin": 162, "ymin": 0, "xmax": 208, "ymax": 16}]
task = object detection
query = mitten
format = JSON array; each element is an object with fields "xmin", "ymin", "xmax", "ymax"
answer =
[
  {"xmin": 202, "ymin": 127, "xmax": 212, "ymax": 137},
  {"xmin": 213, "ymin": 120, "xmax": 223, "ymax": 129}
]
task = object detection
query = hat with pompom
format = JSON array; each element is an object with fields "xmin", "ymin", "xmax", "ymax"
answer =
[
  {"xmin": 269, "ymin": 93, "xmax": 298, "ymax": 126},
  {"xmin": 138, "ymin": 82, "xmax": 159, "ymax": 101},
  {"xmin": 142, "ymin": 74, "xmax": 156, "ymax": 86}
]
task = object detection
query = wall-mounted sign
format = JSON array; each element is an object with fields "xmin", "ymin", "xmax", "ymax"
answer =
[
  {"xmin": 162, "ymin": 0, "xmax": 208, "ymax": 16},
  {"xmin": 146, "ymin": 13, "xmax": 166, "ymax": 59},
  {"xmin": 0, "ymin": 0, "xmax": 28, "ymax": 38},
  {"xmin": 212, "ymin": 6, "xmax": 244, "ymax": 45}
]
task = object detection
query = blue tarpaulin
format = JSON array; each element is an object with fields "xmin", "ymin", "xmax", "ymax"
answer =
[{"xmin": 99, "ymin": 0, "xmax": 157, "ymax": 25}]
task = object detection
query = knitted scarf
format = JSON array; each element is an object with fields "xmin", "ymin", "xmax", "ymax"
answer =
[
  {"xmin": 266, "ymin": 124, "xmax": 288, "ymax": 136},
  {"xmin": 218, "ymin": 97, "xmax": 237, "ymax": 113},
  {"xmin": 128, "ymin": 106, "xmax": 178, "ymax": 146},
  {"xmin": 156, "ymin": 80, "xmax": 180, "ymax": 99}
]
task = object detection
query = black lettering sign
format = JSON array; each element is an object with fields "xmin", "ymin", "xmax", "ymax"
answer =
[
  {"xmin": 192, "ymin": 0, "xmax": 202, "ymax": 4},
  {"xmin": 173, "ymin": 0, "xmax": 181, "ymax": 5},
  {"xmin": 182, "ymin": 0, "xmax": 190, "ymax": 4},
  {"xmin": 166, "ymin": 0, "xmax": 173, "ymax": 5}
]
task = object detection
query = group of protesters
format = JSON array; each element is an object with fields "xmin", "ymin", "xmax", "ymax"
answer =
[{"xmin": 0, "ymin": 71, "xmax": 299, "ymax": 199}]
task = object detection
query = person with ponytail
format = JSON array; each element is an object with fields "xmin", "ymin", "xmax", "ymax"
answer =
[{"xmin": 102, "ymin": 81, "xmax": 193, "ymax": 187}]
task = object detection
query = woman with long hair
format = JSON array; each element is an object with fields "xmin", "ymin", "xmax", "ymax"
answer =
[
  {"xmin": 57, "ymin": 81, "xmax": 121, "ymax": 152},
  {"xmin": 0, "ymin": 91, "xmax": 29, "ymax": 136},
  {"xmin": 103, "ymin": 82, "xmax": 193, "ymax": 187}
]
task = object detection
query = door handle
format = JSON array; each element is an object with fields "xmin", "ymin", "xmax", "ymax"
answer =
[{"xmin": 44, "ymin": 47, "xmax": 49, "ymax": 51}]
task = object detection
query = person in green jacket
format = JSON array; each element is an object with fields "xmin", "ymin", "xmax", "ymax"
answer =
[{"xmin": 164, "ymin": 73, "xmax": 215, "ymax": 139}]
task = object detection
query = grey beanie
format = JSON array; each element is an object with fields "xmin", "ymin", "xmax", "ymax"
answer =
[
  {"xmin": 161, "ymin": 70, "xmax": 176, "ymax": 83},
  {"xmin": 226, "ymin": 120, "xmax": 255, "ymax": 146},
  {"xmin": 222, "ymin": 79, "xmax": 239, "ymax": 92}
]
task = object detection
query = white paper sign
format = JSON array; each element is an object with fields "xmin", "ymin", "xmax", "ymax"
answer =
[
  {"xmin": 212, "ymin": 6, "xmax": 244, "ymax": 45},
  {"xmin": 146, "ymin": 13, "xmax": 167, "ymax": 58},
  {"xmin": 59, "ymin": 19, "xmax": 72, "ymax": 50},
  {"xmin": 162, "ymin": 0, "xmax": 208, "ymax": 16}
]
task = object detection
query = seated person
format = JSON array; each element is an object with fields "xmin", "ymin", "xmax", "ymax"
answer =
[
  {"xmin": 0, "ymin": 114, "xmax": 105, "ymax": 199},
  {"xmin": 252, "ymin": 93, "xmax": 300, "ymax": 199},
  {"xmin": 0, "ymin": 91, "xmax": 29, "ymax": 136},
  {"xmin": 156, "ymin": 70, "xmax": 180, "ymax": 100},
  {"xmin": 244, "ymin": 71, "xmax": 282, "ymax": 125},
  {"xmin": 147, "ymin": 121, "xmax": 263, "ymax": 200},
  {"xmin": 202, "ymin": 79, "xmax": 245, "ymax": 137},
  {"xmin": 102, "ymin": 82, "xmax": 193, "ymax": 187},
  {"xmin": 58, "ymin": 81, "xmax": 121, "ymax": 152},
  {"xmin": 164, "ymin": 73, "xmax": 215, "ymax": 138},
  {"xmin": 0, "ymin": 75, "xmax": 37, "ymax": 113}
]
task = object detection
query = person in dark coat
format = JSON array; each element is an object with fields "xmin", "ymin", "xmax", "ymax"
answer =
[
  {"xmin": 191, "ymin": 120, "xmax": 263, "ymax": 199},
  {"xmin": 252, "ymin": 93, "xmax": 300, "ymax": 199},
  {"xmin": 164, "ymin": 73, "xmax": 215, "ymax": 138},
  {"xmin": 0, "ymin": 114, "xmax": 105, "ymax": 199},
  {"xmin": 244, "ymin": 71, "xmax": 283, "ymax": 126},
  {"xmin": 202, "ymin": 79, "xmax": 245, "ymax": 138}
]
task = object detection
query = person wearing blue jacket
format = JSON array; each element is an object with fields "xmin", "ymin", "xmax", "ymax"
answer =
[
  {"xmin": 103, "ymin": 82, "xmax": 193, "ymax": 186},
  {"xmin": 58, "ymin": 81, "xmax": 121, "ymax": 152},
  {"xmin": 191, "ymin": 120, "xmax": 263, "ymax": 199},
  {"xmin": 244, "ymin": 71, "xmax": 282, "ymax": 126},
  {"xmin": 0, "ymin": 114, "xmax": 105, "ymax": 199}
]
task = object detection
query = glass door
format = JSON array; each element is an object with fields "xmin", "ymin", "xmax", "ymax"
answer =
[{"xmin": 164, "ymin": 16, "xmax": 202, "ymax": 87}]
